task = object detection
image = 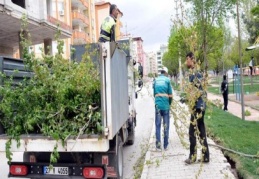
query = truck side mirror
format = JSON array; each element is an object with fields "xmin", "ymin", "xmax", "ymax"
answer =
[{"xmin": 138, "ymin": 80, "xmax": 143, "ymax": 88}]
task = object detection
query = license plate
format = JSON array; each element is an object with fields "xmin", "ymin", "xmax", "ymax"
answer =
[{"xmin": 43, "ymin": 166, "xmax": 69, "ymax": 175}]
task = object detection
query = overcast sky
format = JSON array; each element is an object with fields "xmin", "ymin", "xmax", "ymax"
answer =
[{"xmin": 110, "ymin": 0, "xmax": 175, "ymax": 52}]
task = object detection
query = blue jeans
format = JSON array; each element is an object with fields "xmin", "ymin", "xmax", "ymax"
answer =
[{"xmin": 155, "ymin": 108, "xmax": 170, "ymax": 149}]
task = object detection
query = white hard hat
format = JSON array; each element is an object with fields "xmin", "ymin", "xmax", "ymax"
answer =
[{"xmin": 161, "ymin": 67, "xmax": 168, "ymax": 73}]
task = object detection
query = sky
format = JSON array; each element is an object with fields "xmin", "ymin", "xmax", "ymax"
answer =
[{"xmin": 110, "ymin": 0, "xmax": 175, "ymax": 52}]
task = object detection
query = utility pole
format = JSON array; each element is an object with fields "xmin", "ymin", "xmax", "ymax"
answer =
[
  {"xmin": 236, "ymin": 0, "xmax": 245, "ymax": 120},
  {"xmin": 175, "ymin": 0, "xmax": 183, "ymax": 91}
]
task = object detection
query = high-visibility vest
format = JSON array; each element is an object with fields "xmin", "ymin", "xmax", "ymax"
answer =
[{"xmin": 99, "ymin": 16, "xmax": 116, "ymax": 42}]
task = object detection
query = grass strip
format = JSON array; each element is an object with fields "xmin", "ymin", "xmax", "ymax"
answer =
[{"xmin": 206, "ymin": 105, "xmax": 259, "ymax": 178}]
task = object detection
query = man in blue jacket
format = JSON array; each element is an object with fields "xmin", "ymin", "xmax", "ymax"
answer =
[
  {"xmin": 153, "ymin": 67, "xmax": 173, "ymax": 151},
  {"xmin": 184, "ymin": 52, "xmax": 209, "ymax": 164}
]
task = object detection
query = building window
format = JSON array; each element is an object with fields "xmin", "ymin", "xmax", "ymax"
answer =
[
  {"xmin": 47, "ymin": 0, "xmax": 52, "ymax": 15},
  {"xmin": 50, "ymin": 1, "xmax": 57, "ymax": 17},
  {"xmin": 12, "ymin": 0, "xmax": 25, "ymax": 8},
  {"xmin": 52, "ymin": 41, "xmax": 58, "ymax": 54},
  {"xmin": 58, "ymin": 1, "xmax": 65, "ymax": 17},
  {"xmin": 35, "ymin": 44, "xmax": 42, "ymax": 53},
  {"xmin": 29, "ymin": 46, "xmax": 34, "ymax": 54},
  {"xmin": 52, "ymin": 41, "xmax": 65, "ymax": 54}
]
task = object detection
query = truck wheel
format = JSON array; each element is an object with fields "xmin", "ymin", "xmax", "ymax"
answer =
[{"xmin": 115, "ymin": 136, "xmax": 123, "ymax": 179}]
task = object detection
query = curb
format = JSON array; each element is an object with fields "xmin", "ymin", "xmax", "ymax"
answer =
[{"xmin": 140, "ymin": 121, "xmax": 155, "ymax": 179}]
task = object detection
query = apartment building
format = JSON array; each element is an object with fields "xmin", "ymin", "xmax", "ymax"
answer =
[
  {"xmin": 1, "ymin": 0, "xmax": 98, "ymax": 59},
  {"xmin": 132, "ymin": 37, "xmax": 144, "ymax": 65},
  {"xmin": 146, "ymin": 52, "xmax": 157, "ymax": 76},
  {"xmin": 31, "ymin": 0, "xmax": 73, "ymax": 58},
  {"xmin": 156, "ymin": 44, "xmax": 168, "ymax": 73},
  {"xmin": 1, "ymin": 0, "xmax": 125, "ymax": 59},
  {"xmin": 72, "ymin": 0, "xmax": 96, "ymax": 44},
  {"xmin": 32, "ymin": 0, "xmax": 97, "ymax": 59},
  {"xmin": 130, "ymin": 37, "xmax": 146, "ymax": 78},
  {"xmin": 0, "ymin": 0, "xmax": 72, "ymax": 58}
]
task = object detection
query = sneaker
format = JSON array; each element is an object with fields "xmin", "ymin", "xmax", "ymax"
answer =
[
  {"xmin": 156, "ymin": 147, "xmax": 162, "ymax": 152},
  {"xmin": 198, "ymin": 158, "xmax": 210, "ymax": 163},
  {"xmin": 164, "ymin": 147, "xmax": 168, "ymax": 151}
]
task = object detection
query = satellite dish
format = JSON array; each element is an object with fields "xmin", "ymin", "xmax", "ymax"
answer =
[{"xmin": 245, "ymin": 44, "xmax": 259, "ymax": 51}]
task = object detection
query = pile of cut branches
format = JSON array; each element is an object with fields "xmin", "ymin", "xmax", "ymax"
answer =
[{"xmin": 0, "ymin": 15, "xmax": 102, "ymax": 163}]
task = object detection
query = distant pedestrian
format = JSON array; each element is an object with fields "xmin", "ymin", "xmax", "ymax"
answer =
[
  {"xmin": 184, "ymin": 52, "xmax": 209, "ymax": 164},
  {"xmin": 153, "ymin": 67, "xmax": 173, "ymax": 151},
  {"xmin": 221, "ymin": 75, "xmax": 228, "ymax": 111},
  {"xmin": 99, "ymin": 4, "xmax": 119, "ymax": 42},
  {"xmin": 249, "ymin": 57, "xmax": 254, "ymax": 76}
]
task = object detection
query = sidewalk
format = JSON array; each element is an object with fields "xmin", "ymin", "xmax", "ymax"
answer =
[{"xmin": 140, "ymin": 93, "xmax": 259, "ymax": 179}]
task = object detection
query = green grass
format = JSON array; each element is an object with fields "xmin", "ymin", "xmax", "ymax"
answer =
[
  {"xmin": 206, "ymin": 105, "xmax": 259, "ymax": 178},
  {"xmin": 171, "ymin": 80, "xmax": 180, "ymax": 91},
  {"xmin": 207, "ymin": 84, "xmax": 259, "ymax": 94},
  {"xmin": 208, "ymin": 76, "xmax": 259, "ymax": 94},
  {"xmin": 210, "ymin": 76, "xmax": 259, "ymax": 85}
]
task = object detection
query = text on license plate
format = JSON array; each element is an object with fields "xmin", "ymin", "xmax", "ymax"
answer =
[{"xmin": 44, "ymin": 166, "xmax": 69, "ymax": 175}]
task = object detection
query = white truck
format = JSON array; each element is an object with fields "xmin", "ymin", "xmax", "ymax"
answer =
[{"xmin": 0, "ymin": 41, "xmax": 143, "ymax": 179}]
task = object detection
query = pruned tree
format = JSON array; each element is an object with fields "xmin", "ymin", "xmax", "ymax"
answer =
[
  {"xmin": 183, "ymin": 0, "xmax": 237, "ymax": 70},
  {"xmin": 242, "ymin": 0, "xmax": 259, "ymax": 44}
]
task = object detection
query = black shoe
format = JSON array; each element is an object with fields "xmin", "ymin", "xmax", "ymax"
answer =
[{"xmin": 198, "ymin": 158, "xmax": 210, "ymax": 163}]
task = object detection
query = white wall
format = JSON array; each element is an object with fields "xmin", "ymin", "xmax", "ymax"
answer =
[
  {"xmin": 3, "ymin": 0, "xmax": 47, "ymax": 21},
  {"xmin": 26, "ymin": 0, "xmax": 47, "ymax": 20}
]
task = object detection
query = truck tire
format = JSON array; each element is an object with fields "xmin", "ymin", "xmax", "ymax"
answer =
[{"xmin": 116, "ymin": 136, "xmax": 123, "ymax": 179}]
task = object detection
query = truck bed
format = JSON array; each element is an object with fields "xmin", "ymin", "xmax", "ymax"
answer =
[
  {"xmin": 0, "ymin": 43, "xmax": 129, "ymax": 152},
  {"xmin": 0, "ymin": 134, "xmax": 109, "ymax": 152}
]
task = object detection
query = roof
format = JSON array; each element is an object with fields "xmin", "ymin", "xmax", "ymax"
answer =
[{"xmin": 132, "ymin": 37, "xmax": 143, "ymax": 42}]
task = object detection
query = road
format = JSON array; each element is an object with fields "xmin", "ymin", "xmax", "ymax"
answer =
[
  {"xmin": 0, "ymin": 151, "xmax": 26, "ymax": 179},
  {"xmin": 123, "ymin": 83, "xmax": 154, "ymax": 179}
]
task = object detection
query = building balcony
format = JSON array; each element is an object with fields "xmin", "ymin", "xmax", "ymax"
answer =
[
  {"xmin": 0, "ymin": 0, "xmax": 72, "ymax": 50},
  {"xmin": 72, "ymin": 0, "xmax": 88, "ymax": 10},
  {"xmin": 73, "ymin": 30, "xmax": 90, "ymax": 44},
  {"xmin": 72, "ymin": 11, "xmax": 89, "ymax": 27},
  {"xmin": 80, "ymin": 0, "xmax": 88, "ymax": 8}
]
